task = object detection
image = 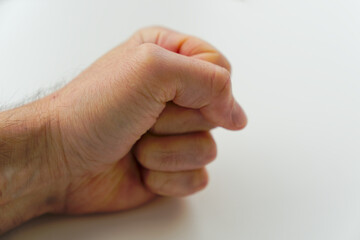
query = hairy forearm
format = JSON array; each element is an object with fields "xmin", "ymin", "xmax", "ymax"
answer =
[{"xmin": 0, "ymin": 99, "xmax": 67, "ymax": 234}]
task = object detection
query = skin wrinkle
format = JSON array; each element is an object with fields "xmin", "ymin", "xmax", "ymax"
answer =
[
  {"xmin": 154, "ymin": 29, "xmax": 162, "ymax": 46},
  {"xmin": 54, "ymin": 93, "xmax": 94, "ymax": 171},
  {"xmin": 123, "ymin": 76, "xmax": 164, "ymax": 122},
  {"xmin": 156, "ymin": 176, "xmax": 174, "ymax": 194},
  {"xmin": 54, "ymin": 117, "xmax": 72, "ymax": 177},
  {"xmin": 156, "ymin": 151, "xmax": 179, "ymax": 170},
  {"xmin": 114, "ymin": 45, "xmax": 168, "ymax": 113},
  {"xmin": 176, "ymin": 37, "xmax": 189, "ymax": 54},
  {"xmin": 59, "ymin": 82, "xmax": 117, "ymax": 170},
  {"xmin": 48, "ymin": 117, "xmax": 71, "ymax": 196},
  {"xmin": 157, "ymin": 149, "xmax": 194, "ymax": 170}
]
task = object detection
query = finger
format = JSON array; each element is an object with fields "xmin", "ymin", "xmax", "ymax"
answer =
[
  {"xmin": 132, "ymin": 26, "xmax": 232, "ymax": 72},
  {"xmin": 150, "ymin": 102, "xmax": 215, "ymax": 135},
  {"xmin": 141, "ymin": 168, "xmax": 208, "ymax": 197},
  {"xmin": 134, "ymin": 132, "xmax": 216, "ymax": 172},
  {"xmin": 134, "ymin": 43, "xmax": 247, "ymax": 130}
]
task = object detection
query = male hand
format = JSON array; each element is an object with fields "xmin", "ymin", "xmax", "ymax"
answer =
[
  {"xmin": 0, "ymin": 27, "xmax": 247, "ymax": 222},
  {"xmin": 51, "ymin": 26, "xmax": 247, "ymax": 214}
]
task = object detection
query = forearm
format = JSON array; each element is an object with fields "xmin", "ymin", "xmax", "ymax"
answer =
[{"xmin": 0, "ymin": 99, "xmax": 66, "ymax": 234}]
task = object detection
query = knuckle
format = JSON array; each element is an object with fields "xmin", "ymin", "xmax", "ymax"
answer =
[
  {"xmin": 134, "ymin": 137, "xmax": 154, "ymax": 168},
  {"xmin": 194, "ymin": 170, "xmax": 209, "ymax": 191},
  {"xmin": 226, "ymin": 61, "xmax": 232, "ymax": 73},
  {"xmin": 205, "ymin": 51, "xmax": 232, "ymax": 73},
  {"xmin": 134, "ymin": 43, "xmax": 173, "ymax": 103},
  {"xmin": 213, "ymin": 53, "xmax": 232, "ymax": 73},
  {"xmin": 136, "ymin": 43, "xmax": 164, "ymax": 69},
  {"xmin": 211, "ymin": 66, "xmax": 231, "ymax": 97},
  {"xmin": 185, "ymin": 170, "xmax": 209, "ymax": 196},
  {"xmin": 137, "ymin": 25, "xmax": 167, "ymax": 35},
  {"xmin": 195, "ymin": 132, "xmax": 217, "ymax": 165},
  {"xmin": 205, "ymin": 138, "xmax": 217, "ymax": 163},
  {"xmin": 131, "ymin": 26, "xmax": 169, "ymax": 46}
]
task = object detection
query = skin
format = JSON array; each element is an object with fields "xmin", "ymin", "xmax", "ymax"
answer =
[{"xmin": 0, "ymin": 26, "xmax": 247, "ymax": 234}]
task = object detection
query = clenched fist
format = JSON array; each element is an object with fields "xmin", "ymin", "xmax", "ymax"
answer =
[{"xmin": 0, "ymin": 27, "xmax": 246, "ymax": 233}]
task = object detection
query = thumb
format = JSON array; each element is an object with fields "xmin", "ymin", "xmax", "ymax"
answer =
[{"xmin": 132, "ymin": 43, "xmax": 247, "ymax": 130}]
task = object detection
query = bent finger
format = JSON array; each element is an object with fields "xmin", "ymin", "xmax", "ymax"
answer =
[
  {"xmin": 132, "ymin": 26, "xmax": 232, "ymax": 72},
  {"xmin": 141, "ymin": 168, "xmax": 208, "ymax": 197},
  {"xmin": 134, "ymin": 132, "xmax": 216, "ymax": 172},
  {"xmin": 150, "ymin": 102, "xmax": 215, "ymax": 135}
]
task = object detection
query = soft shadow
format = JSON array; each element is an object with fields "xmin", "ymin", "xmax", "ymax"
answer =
[{"xmin": 2, "ymin": 197, "xmax": 194, "ymax": 240}]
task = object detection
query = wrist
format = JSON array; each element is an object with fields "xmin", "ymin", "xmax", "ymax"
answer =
[{"xmin": 0, "ymin": 96, "xmax": 68, "ymax": 234}]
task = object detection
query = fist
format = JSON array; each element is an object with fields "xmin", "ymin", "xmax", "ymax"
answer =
[{"xmin": 45, "ymin": 26, "xmax": 247, "ymax": 214}]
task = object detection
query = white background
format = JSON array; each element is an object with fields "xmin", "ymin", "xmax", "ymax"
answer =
[{"xmin": 1, "ymin": 0, "xmax": 360, "ymax": 239}]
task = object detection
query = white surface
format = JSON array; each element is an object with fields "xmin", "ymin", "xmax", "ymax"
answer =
[{"xmin": 1, "ymin": 0, "xmax": 360, "ymax": 239}]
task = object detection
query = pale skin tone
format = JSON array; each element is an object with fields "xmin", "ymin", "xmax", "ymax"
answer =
[{"xmin": 0, "ymin": 27, "xmax": 247, "ymax": 234}]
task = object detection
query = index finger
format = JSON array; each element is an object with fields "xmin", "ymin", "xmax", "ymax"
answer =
[{"xmin": 132, "ymin": 26, "xmax": 232, "ymax": 72}]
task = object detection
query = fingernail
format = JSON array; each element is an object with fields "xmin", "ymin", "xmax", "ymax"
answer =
[{"xmin": 231, "ymin": 101, "xmax": 247, "ymax": 129}]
